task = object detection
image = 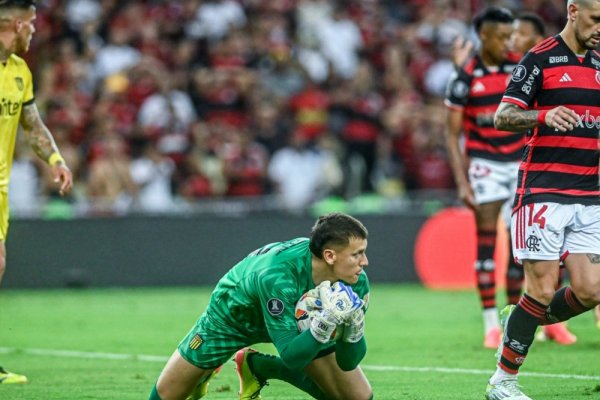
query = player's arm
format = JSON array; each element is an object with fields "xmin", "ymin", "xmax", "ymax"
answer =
[
  {"xmin": 495, "ymin": 101, "xmax": 579, "ymax": 133},
  {"xmin": 270, "ymin": 328, "xmax": 330, "ymax": 371},
  {"xmin": 335, "ymin": 334, "xmax": 366, "ymax": 371},
  {"xmin": 445, "ymin": 107, "xmax": 477, "ymax": 210},
  {"xmin": 269, "ymin": 282, "xmax": 364, "ymax": 371},
  {"xmin": 496, "ymin": 53, "xmax": 579, "ymax": 133},
  {"xmin": 20, "ymin": 102, "xmax": 73, "ymax": 195}
]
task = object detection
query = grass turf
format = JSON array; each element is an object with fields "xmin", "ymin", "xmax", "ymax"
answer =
[{"xmin": 1, "ymin": 284, "xmax": 599, "ymax": 399}]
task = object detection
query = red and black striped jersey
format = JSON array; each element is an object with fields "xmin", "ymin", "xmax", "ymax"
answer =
[
  {"xmin": 445, "ymin": 53, "xmax": 525, "ymax": 162},
  {"xmin": 502, "ymin": 35, "xmax": 600, "ymax": 207}
]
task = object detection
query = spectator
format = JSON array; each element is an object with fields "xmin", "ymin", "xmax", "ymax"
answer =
[
  {"xmin": 269, "ymin": 130, "xmax": 343, "ymax": 212},
  {"xmin": 130, "ymin": 139, "xmax": 176, "ymax": 213}
]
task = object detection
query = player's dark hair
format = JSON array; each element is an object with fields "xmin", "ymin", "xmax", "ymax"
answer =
[
  {"xmin": 517, "ymin": 12, "xmax": 546, "ymax": 37},
  {"xmin": 309, "ymin": 213, "xmax": 368, "ymax": 259},
  {"xmin": 473, "ymin": 6, "xmax": 514, "ymax": 33},
  {"xmin": 0, "ymin": 0, "xmax": 36, "ymax": 9}
]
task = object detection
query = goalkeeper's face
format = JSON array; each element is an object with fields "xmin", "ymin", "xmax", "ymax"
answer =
[{"xmin": 331, "ymin": 237, "xmax": 368, "ymax": 284}]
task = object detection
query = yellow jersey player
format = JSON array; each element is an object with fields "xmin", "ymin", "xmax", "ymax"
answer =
[{"xmin": 0, "ymin": 0, "xmax": 73, "ymax": 384}]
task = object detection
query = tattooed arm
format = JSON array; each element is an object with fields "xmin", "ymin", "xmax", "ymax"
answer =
[
  {"xmin": 495, "ymin": 102, "xmax": 580, "ymax": 133},
  {"xmin": 494, "ymin": 102, "xmax": 540, "ymax": 132},
  {"xmin": 20, "ymin": 103, "xmax": 62, "ymax": 162},
  {"xmin": 20, "ymin": 102, "xmax": 73, "ymax": 195}
]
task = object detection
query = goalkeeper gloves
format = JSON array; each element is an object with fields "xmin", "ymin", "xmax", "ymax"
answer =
[
  {"xmin": 309, "ymin": 281, "xmax": 364, "ymax": 344},
  {"xmin": 342, "ymin": 308, "xmax": 365, "ymax": 343}
]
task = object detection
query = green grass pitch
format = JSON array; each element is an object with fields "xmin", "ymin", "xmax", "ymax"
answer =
[{"xmin": 1, "ymin": 284, "xmax": 599, "ymax": 399}]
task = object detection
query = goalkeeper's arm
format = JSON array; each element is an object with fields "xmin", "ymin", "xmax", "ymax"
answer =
[
  {"xmin": 271, "ymin": 328, "xmax": 332, "ymax": 371},
  {"xmin": 335, "ymin": 336, "xmax": 366, "ymax": 371}
]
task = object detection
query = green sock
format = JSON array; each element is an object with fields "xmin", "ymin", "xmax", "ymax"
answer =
[
  {"xmin": 249, "ymin": 352, "xmax": 328, "ymax": 400},
  {"xmin": 149, "ymin": 384, "xmax": 162, "ymax": 400}
]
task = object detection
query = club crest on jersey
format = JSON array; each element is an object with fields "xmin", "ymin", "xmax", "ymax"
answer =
[
  {"xmin": 14, "ymin": 77, "xmax": 23, "ymax": 91},
  {"xmin": 267, "ymin": 298, "xmax": 285, "ymax": 316},
  {"xmin": 595, "ymin": 71, "xmax": 600, "ymax": 86},
  {"xmin": 189, "ymin": 333, "xmax": 204, "ymax": 350},
  {"xmin": 511, "ymin": 65, "xmax": 527, "ymax": 82}
]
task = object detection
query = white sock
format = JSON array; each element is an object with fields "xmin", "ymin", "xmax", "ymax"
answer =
[
  {"xmin": 489, "ymin": 367, "xmax": 518, "ymax": 384},
  {"xmin": 484, "ymin": 308, "xmax": 500, "ymax": 333}
]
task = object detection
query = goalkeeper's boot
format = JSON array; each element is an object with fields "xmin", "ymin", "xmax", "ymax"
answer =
[
  {"xmin": 235, "ymin": 348, "xmax": 267, "ymax": 400},
  {"xmin": 0, "ymin": 367, "xmax": 28, "ymax": 384},
  {"xmin": 185, "ymin": 365, "xmax": 222, "ymax": 400},
  {"xmin": 541, "ymin": 322, "xmax": 576, "ymax": 345},
  {"xmin": 485, "ymin": 378, "xmax": 532, "ymax": 400}
]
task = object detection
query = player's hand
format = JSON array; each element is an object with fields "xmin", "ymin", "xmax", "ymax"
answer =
[
  {"xmin": 309, "ymin": 281, "xmax": 363, "ymax": 343},
  {"xmin": 451, "ymin": 37, "xmax": 474, "ymax": 69},
  {"xmin": 458, "ymin": 182, "xmax": 478, "ymax": 211},
  {"xmin": 342, "ymin": 308, "xmax": 365, "ymax": 343},
  {"xmin": 51, "ymin": 164, "xmax": 73, "ymax": 196},
  {"xmin": 544, "ymin": 106, "xmax": 579, "ymax": 132},
  {"xmin": 318, "ymin": 281, "xmax": 364, "ymax": 324}
]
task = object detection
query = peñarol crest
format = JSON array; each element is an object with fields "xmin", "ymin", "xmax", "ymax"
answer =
[{"xmin": 14, "ymin": 77, "xmax": 23, "ymax": 91}]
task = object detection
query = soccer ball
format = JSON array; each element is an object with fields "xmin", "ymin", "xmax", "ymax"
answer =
[{"xmin": 294, "ymin": 289, "xmax": 322, "ymax": 332}]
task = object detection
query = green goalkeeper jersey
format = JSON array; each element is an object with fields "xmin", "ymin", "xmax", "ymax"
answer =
[{"xmin": 203, "ymin": 237, "xmax": 370, "ymax": 346}]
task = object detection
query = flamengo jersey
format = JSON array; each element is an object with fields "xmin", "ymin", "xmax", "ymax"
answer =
[
  {"xmin": 203, "ymin": 238, "xmax": 370, "ymax": 345},
  {"xmin": 0, "ymin": 54, "xmax": 34, "ymax": 192},
  {"xmin": 445, "ymin": 53, "xmax": 525, "ymax": 162},
  {"xmin": 501, "ymin": 35, "xmax": 600, "ymax": 207}
]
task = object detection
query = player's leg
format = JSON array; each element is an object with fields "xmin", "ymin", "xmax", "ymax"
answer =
[
  {"xmin": 475, "ymin": 199, "xmax": 504, "ymax": 348},
  {"xmin": 0, "ymin": 192, "xmax": 9, "ymax": 284},
  {"xmin": 236, "ymin": 346, "xmax": 373, "ymax": 400},
  {"xmin": 548, "ymin": 206, "xmax": 600, "ymax": 323},
  {"xmin": 236, "ymin": 347, "xmax": 329, "ymax": 400},
  {"xmin": 151, "ymin": 350, "xmax": 216, "ymax": 400},
  {"xmin": 0, "ymin": 197, "xmax": 27, "ymax": 385},
  {"xmin": 486, "ymin": 259, "xmax": 559, "ymax": 399},
  {"xmin": 499, "ymin": 184, "xmax": 524, "ymax": 306},
  {"xmin": 505, "ymin": 236, "xmax": 524, "ymax": 305},
  {"xmin": 486, "ymin": 203, "xmax": 569, "ymax": 399},
  {"xmin": 0, "ymin": 240, "xmax": 5, "ymax": 284},
  {"xmin": 304, "ymin": 351, "xmax": 372, "ymax": 400},
  {"xmin": 562, "ymin": 254, "xmax": 600, "ymax": 310}
]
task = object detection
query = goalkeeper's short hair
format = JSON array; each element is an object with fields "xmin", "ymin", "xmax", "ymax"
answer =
[{"xmin": 309, "ymin": 212, "xmax": 368, "ymax": 259}]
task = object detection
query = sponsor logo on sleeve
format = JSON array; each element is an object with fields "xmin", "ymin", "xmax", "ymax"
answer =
[{"xmin": 521, "ymin": 65, "xmax": 541, "ymax": 94}]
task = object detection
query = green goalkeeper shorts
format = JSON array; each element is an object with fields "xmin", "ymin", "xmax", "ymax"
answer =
[
  {"xmin": 177, "ymin": 313, "xmax": 337, "ymax": 369},
  {"xmin": 177, "ymin": 314, "xmax": 251, "ymax": 369}
]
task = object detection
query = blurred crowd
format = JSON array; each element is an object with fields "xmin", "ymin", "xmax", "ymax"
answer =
[{"xmin": 9, "ymin": 0, "xmax": 567, "ymax": 216}]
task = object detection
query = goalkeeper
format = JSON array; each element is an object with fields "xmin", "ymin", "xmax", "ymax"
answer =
[{"xmin": 149, "ymin": 212, "xmax": 372, "ymax": 400}]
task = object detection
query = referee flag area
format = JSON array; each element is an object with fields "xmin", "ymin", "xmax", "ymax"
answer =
[{"xmin": 1, "ymin": 285, "xmax": 599, "ymax": 399}]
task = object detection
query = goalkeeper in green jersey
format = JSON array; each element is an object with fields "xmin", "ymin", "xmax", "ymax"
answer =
[{"xmin": 149, "ymin": 212, "xmax": 373, "ymax": 400}]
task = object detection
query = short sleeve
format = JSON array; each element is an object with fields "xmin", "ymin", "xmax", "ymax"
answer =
[
  {"xmin": 444, "ymin": 69, "xmax": 471, "ymax": 109},
  {"xmin": 501, "ymin": 52, "xmax": 543, "ymax": 109}
]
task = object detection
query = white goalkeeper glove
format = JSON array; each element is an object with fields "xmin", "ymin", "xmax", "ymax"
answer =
[
  {"xmin": 309, "ymin": 281, "xmax": 363, "ymax": 344},
  {"xmin": 342, "ymin": 308, "xmax": 365, "ymax": 343}
]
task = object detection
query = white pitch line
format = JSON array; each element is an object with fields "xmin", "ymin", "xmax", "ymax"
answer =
[
  {"xmin": 362, "ymin": 365, "xmax": 600, "ymax": 381},
  {"xmin": 1, "ymin": 347, "xmax": 598, "ymax": 381}
]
